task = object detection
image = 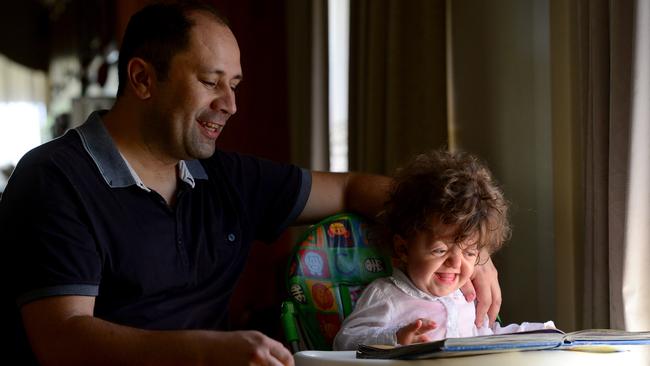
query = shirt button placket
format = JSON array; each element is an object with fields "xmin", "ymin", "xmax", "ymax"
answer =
[{"xmin": 175, "ymin": 205, "xmax": 188, "ymax": 267}]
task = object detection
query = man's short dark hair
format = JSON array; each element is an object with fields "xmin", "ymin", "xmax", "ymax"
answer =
[{"xmin": 116, "ymin": 1, "xmax": 228, "ymax": 96}]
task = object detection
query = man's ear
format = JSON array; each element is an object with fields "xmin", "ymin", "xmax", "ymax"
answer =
[
  {"xmin": 393, "ymin": 235, "xmax": 408, "ymax": 262},
  {"xmin": 127, "ymin": 57, "xmax": 154, "ymax": 99}
]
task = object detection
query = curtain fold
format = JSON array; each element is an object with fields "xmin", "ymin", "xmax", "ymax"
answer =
[
  {"xmin": 621, "ymin": 0, "xmax": 650, "ymax": 331},
  {"xmin": 607, "ymin": 0, "xmax": 634, "ymax": 330},
  {"xmin": 348, "ymin": 0, "xmax": 448, "ymax": 175},
  {"xmin": 580, "ymin": 0, "xmax": 650, "ymax": 330},
  {"xmin": 578, "ymin": 0, "xmax": 611, "ymax": 329},
  {"xmin": 286, "ymin": 0, "xmax": 329, "ymax": 171}
]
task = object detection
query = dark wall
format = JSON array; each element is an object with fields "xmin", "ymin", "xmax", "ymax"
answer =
[
  {"xmin": 0, "ymin": 0, "xmax": 50, "ymax": 70},
  {"xmin": 207, "ymin": 0, "xmax": 294, "ymax": 340},
  {"xmin": 213, "ymin": 0, "xmax": 291, "ymax": 163}
]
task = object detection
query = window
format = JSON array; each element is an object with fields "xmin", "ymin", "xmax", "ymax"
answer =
[
  {"xmin": 0, "ymin": 102, "xmax": 46, "ymax": 168},
  {"xmin": 0, "ymin": 54, "xmax": 48, "ymax": 191},
  {"xmin": 328, "ymin": 0, "xmax": 349, "ymax": 172}
]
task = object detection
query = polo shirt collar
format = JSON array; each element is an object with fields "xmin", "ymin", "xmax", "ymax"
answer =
[{"xmin": 74, "ymin": 110, "xmax": 208, "ymax": 190}]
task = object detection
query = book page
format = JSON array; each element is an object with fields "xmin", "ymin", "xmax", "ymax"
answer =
[
  {"xmin": 565, "ymin": 329, "xmax": 650, "ymax": 341},
  {"xmin": 357, "ymin": 328, "xmax": 650, "ymax": 359}
]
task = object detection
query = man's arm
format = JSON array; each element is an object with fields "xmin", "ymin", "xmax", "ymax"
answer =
[
  {"xmin": 295, "ymin": 171, "xmax": 392, "ymax": 224},
  {"xmin": 21, "ymin": 296, "xmax": 294, "ymax": 366}
]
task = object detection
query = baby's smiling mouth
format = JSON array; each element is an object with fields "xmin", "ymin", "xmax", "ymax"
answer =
[{"xmin": 435, "ymin": 273, "xmax": 458, "ymax": 284}]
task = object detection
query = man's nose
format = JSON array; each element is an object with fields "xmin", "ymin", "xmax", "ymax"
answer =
[{"xmin": 211, "ymin": 84, "xmax": 237, "ymax": 115}]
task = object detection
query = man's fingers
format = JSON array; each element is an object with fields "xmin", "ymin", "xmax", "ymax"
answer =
[
  {"xmin": 265, "ymin": 358, "xmax": 285, "ymax": 366},
  {"xmin": 474, "ymin": 276, "xmax": 492, "ymax": 327},
  {"xmin": 487, "ymin": 301, "xmax": 500, "ymax": 327},
  {"xmin": 486, "ymin": 282, "xmax": 502, "ymax": 326},
  {"xmin": 474, "ymin": 295, "xmax": 490, "ymax": 327},
  {"xmin": 268, "ymin": 341, "xmax": 294, "ymax": 366},
  {"xmin": 460, "ymin": 280, "xmax": 476, "ymax": 302},
  {"xmin": 483, "ymin": 257, "xmax": 501, "ymax": 327},
  {"xmin": 470, "ymin": 253, "xmax": 502, "ymax": 327}
]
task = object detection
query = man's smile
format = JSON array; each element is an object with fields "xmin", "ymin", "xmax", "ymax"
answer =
[{"xmin": 197, "ymin": 118, "xmax": 225, "ymax": 138}]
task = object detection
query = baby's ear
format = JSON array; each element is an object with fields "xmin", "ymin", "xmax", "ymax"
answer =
[{"xmin": 393, "ymin": 235, "xmax": 408, "ymax": 262}]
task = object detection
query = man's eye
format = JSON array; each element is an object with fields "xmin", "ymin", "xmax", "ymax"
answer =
[{"xmin": 201, "ymin": 80, "xmax": 216, "ymax": 88}]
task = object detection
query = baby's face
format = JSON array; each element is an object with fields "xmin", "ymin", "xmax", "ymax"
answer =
[{"xmin": 397, "ymin": 223, "xmax": 479, "ymax": 297}]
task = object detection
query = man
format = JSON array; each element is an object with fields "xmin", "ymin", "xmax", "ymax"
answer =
[{"xmin": 2, "ymin": 2, "xmax": 500, "ymax": 365}]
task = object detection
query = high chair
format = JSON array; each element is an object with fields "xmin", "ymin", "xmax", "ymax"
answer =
[{"xmin": 280, "ymin": 213, "xmax": 393, "ymax": 352}]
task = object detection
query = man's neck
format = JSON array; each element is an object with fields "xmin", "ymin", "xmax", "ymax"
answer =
[
  {"xmin": 126, "ymin": 155, "xmax": 179, "ymax": 206},
  {"xmin": 103, "ymin": 103, "xmax": 180, "ymax": 205}
]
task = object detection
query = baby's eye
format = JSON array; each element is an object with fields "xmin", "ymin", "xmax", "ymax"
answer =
[
  {"xmin": 431, "ymin": 248, "xmax": 447, "ymax": 256},
  {"xmin": 464, "ymin": 249, "xmax": 478, "ymax": 258}
]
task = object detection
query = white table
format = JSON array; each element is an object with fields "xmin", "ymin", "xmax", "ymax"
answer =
[{"xmin": 294, "ymin": 347, "xmax": 650, "ymax": 366}]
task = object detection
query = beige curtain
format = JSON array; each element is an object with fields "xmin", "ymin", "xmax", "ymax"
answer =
[
  {"xmin": 345, "ymin": 0, "xmax": 649, "ymax": 331},
  {"xmin": 579, "ymin": 0, "xmax": 617, "ymax": 330},
  {"xmin": 348, "ymin": 0, "xmax": 448, "ymax": 174},
  {"xmin": 621, "ymin": 0, "xmax": 650, "ymax": 331},
  {"xmin": 580, "ymin": 0, "xmax": 650, "ymax": 330},
  {"xmin": 0, "ymin": 54, "xmax": 47, "ymax": 104}
]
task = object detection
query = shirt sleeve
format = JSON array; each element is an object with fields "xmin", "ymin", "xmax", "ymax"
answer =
[
  {"xmin": 333, "ymin": 282, "xmax": 401, "ymax": 350},
  {"xmin": 2, "ymin": 151, "xmax": 102, "ymax": 307},
  {"xmin": 207, "ymin": 151, "xmax": 311, "ymax": 243}
]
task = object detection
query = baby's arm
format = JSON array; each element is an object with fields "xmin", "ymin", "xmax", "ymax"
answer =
[
  {"xmin": 334, "ymin": 284, "xmax": 438, "ymax": 350},
  {"xmin": 396, "ymin": 318, "xmax": 437, "ymax": 345},
  {"xmin": 333, "ymin": 287, "xmax": 398, "ymax": 350}
]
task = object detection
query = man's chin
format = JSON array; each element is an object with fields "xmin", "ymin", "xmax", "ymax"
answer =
[{"xmin": 188, "ymin": 144, "xmax": 217, "ymax": 160}]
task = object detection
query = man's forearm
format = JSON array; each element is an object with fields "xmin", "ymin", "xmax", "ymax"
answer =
[
  {"xmin": 27, "ymin": 313, "xmax": 292, "ymax": 366},
  {"xmin": 30, "ymin": 315, "xmax": 213, "ymax": 366}
]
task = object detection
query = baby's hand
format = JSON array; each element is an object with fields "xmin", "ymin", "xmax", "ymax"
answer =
[{"xmin": 396, "ymin": 318, "xmax": 437, "ymax": 345}]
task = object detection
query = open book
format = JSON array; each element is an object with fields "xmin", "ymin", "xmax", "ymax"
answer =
[{"xmin": 356, "ymin": 328, "xmax": 650, "ymax": 359}]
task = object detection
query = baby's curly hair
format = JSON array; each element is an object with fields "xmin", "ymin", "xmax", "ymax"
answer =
[{"xmin": 382, "ymin": 149, "xmax": 510, "ymax": 258}]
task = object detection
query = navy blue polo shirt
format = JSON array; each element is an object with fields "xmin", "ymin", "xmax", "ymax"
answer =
[{"xmin": 3, "ymin": 111, "xmax": 310, "ymax": 360}]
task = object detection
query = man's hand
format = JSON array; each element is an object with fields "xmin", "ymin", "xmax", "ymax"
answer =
[
  {"xmin": 213, "ymin": 330, "xmax": 294, "ymax": 366},
  {"xmin": 460, "ymin": 254, "xmax": 501, "ymax": 327},
  {"xmin": 395, "ymin": 319, "xmax": 436, "ymax": 345}
]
